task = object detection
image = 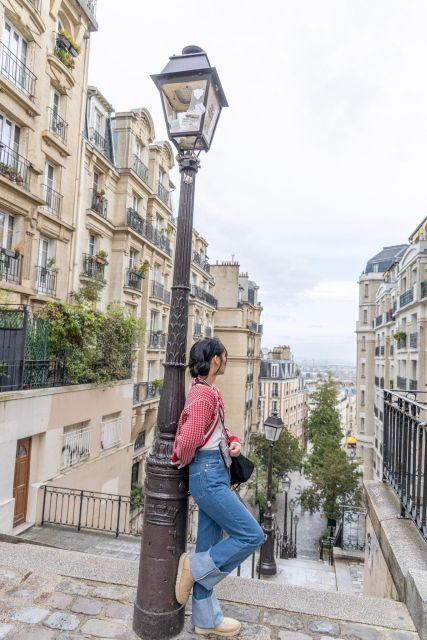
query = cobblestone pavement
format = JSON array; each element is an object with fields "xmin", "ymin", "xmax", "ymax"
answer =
[{"xmin": 0, "ymin": 565, "xmax": 419, "ymax": 640}]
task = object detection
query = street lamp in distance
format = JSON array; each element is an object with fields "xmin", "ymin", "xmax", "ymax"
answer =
[
  {"xmin": 293, "ymin": 514, "xmax": 299, "ymax": 558},
  {"xmin": 280, "ymin": 474, "xmax": 291, "ymax": 559},
  {"xmin": 133, "ymin": 46, "xmax": 228, "ymax": 640},
  {"xmin": 258, "ymin": 412, "xmax": 284, "ymax": 576}
]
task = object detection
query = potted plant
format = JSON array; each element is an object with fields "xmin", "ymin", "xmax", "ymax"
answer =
[
  {"xmin": 55, "ymin": 45, "xmax": 75, "ymax": 70},
  {"xmin": 96, "ymin": 188, "xmax": 106, "ymax": 198},
  {"xmin": 152, "ymin": 378, "xmax": 163, "ymax": 390},
  {"xmin": 57, "ymin": 30, "xmax": 81, "ymax": 57},
  {"xmin": 47, "ymin": 256, "xmax": 59, "ymax": 273},
  {"xmin": 393, "ymin": 330, "xmax": 407, "ymax": 340},
  {"xmin": 137, "ymin": 263, "xmax": 148, "ymax": 277},
  {"xmin": 95, "ymin": 250, "xmax": 108, "ymax": 264}
]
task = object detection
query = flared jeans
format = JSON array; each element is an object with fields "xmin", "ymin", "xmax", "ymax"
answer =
[{"xmin": 188, "ymin": 449, "xmax": 264, "ymax": 629}]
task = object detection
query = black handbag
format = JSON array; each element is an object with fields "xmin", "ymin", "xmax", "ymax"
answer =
[{"xmin": 230, "ymin": 454, "xmax": 254, "ymax": 486}]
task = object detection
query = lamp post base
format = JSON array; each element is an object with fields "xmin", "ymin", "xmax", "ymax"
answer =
[
  {"xmin": 133, "ymin": 601, "xmax": 186, "ymax": 640},
  {"xmin": 256, "ymin": 558, "xmax": 277, "ymax": 576}
]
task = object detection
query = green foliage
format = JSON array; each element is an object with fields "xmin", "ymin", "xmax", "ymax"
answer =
[
  {"xmin": 37, "ymin": 301, "xmax": 145, "ymax": 385},
  {"xmin": 306, "ymin": 378, "xmax": 342, "ymax": 444},
  {"xmin": 73, "ymin": 273, "xmax": 106, "ymax": 304},
  {"xmin": 131, "ymin": 483, "xmax": 144, "ymax": 508}
]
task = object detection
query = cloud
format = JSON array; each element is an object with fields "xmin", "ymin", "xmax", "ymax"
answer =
[{"xmin": 300, "ymin": 281, "xmax": 358, "ymax": 302}]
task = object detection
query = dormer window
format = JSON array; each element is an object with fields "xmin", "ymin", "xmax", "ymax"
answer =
[
  {"xmin": 95, "ymin": 108, "xmax": 103, "ymax": 134},
  {"xmin": 271, "ymin": 364, "xmax": 279, "ymax": 378}
]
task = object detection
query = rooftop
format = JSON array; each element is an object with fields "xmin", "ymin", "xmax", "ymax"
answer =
[{"xmin": 364, "ymin": 244, "xmax": 408, "ymax": 274}]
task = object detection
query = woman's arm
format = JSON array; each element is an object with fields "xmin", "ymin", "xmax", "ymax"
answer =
[{"xmin": 172, "ymin": 397, "xmax": 216, "ymax": 466}]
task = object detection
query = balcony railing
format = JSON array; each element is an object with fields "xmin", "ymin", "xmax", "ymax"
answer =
[
  {"xmin": 193, "ymin": 251, "xmax": 210, "ymax": 274},
  {"xmin": 42, "ymin": 184, "xmax": 63, "ymax": 217},
  {"xmin": 0, "ymin": 42, "xmax": 36, "ymax": 98},
  {"xmin": 386, "ymin": 309, "xmax": 394, "ymax": 322},
  {"xmin": 47, "ymin": 107, "xmax": 68, "ymax": 143},
  {"xmin": 375, "ymin": 314, "xmax": 383, "ymax": 327},
  {"xmin": 148, "ymin": 330, "xmax": 167, "ymax": 349},
  {"xmin": 101, "ymin": 417, "xmax": 122, "ymax": 450},
  {"xmin": 397, "ymin": 376, "xmax": 407, "ymax": 390},
  {"xmin": 410, "ymin": 379, "xmax": 418, "ymax": 391},
  {"xmin": 421, "ymin": 281, "xmax": 427, "ymax": 299},
  {"xmin": 126, "ymin": 209, "xmax": 171, "ymax": 256},
  {"xmin": 397, "ymin": 336, "xmax": 407, "ymax": 350},
  {"xmin": 157, "ymin": 181, "xmax": 171, "ymax": 208},
  {"xmin": 134, "ymin": 430, "xmax": 146, "ymax": 451},
  {"xmin": 151, "ymin": 281, "xmax": 171, "ymax": 304},
  {"xmin": 83, "ymin": 254, "xmax": 106, "ymax": 279},
  {"xmin": 0, "ymin": 141, "xmax": 31, "ymax": 190},
  {"xmin": 383, "ymin": 390, "xmax": 427, "ymax": 542},
  {"xmin": 410, "ymin": 332, "xmax": 418, "ymax": 349},
  {"xmin": 205, "ymin": 326, "xmax": 212, "ymax": 337},
  {"xmin": 193, "ymin": 322, "xmax": 202, "ymax": 337},
  {"xmin": 190, "ymin": 285, "xmax": 218, "ymax": 309},
  {"xmin": 35, "ymin": 265, "xmax": 57, "ymax": 296},
  {"xmin": 125, "ymin": 269, "xmax": 144, "ymax": 291},
  {"xmin": 89, "ymin": 127, "xmax": 107, "ymax": 154},
  {"xmin": 132, "ymin": 155, "xmax": 149, "ymax": 184},
  {"xmin": 133, "ymin": 381, "xmax": 162, "ymax": 405},
  {"xmin": 61, "ymin": 428, "xmax": 91, "ymax": 469},
  {"xmin": 91, "ymin": 189, "xmax": 108, "ymax": 218},
  {"xmin": 0, "ymin": 248, "xmax": 22, "ymax": 284},
  {"xmin": 400, "ymin": 288, "xmax": 414, "ymax": 308}
]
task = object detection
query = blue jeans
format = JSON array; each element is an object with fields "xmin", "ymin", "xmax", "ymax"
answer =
[{"xmin": 188, "ymin": 449, "xmax": 264, "ymax": 628}]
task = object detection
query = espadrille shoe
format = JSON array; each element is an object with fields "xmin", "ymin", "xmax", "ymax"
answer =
[
  {"xmin": 175, "ymin": 552, "xmax": 195, "ymax": 605},
  {"xmin": 195, "ymin": 617, "xmax": 241, "ymax": 637}
]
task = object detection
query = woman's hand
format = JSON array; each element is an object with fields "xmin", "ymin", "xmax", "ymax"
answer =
[{"xmin": 229, "ymin": 441, "xmax": 241, "ymax": 457}]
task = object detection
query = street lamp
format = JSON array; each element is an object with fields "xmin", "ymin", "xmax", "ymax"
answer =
[
  {"xmin": 293, "ymin": 514, "xmax": 299, "ymax": 558},
  {"xmin": 289, "ymin": 498, "xmax": 296, "ymax": 558},
  {"xmin": 258, "ymin": 412, "xmax": 284, "ymax": 576},
  {"xmin": 133, "ymin": 47, "xmax": 228, "ymax": 640},
  {"xmin": 280, "ymin": 474, "xmax": 291, "ymax": 559}
]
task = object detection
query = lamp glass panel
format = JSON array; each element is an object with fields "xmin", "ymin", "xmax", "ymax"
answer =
[
  {"xmin": 203, "ymin": 83, "xmax": 221, "ymax": 146},
  {"xmin": 264, "ymin": 424, "xmax": 282, "ymax": 442},
  {"xmin": 162, "ymin": 79, "xmax": 208, "ymax": 135}
]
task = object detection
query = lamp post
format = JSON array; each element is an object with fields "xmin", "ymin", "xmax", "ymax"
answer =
[
  {"xmin": 133, "ymin": 46, "xmax": 228, "ymax": 640},
  {"xmin": 280, "ymin": 474, "xmax": 291, "ymax": 559},
  {"xmin": 289, "ymin": 497, "xmax": 296, "ymax": 558},
  {"xmin": 293, "ymin": 514, "xmax": 299, "ymax": 558},
  {"xmin": 257, "ymin": 412, "xmax": 284, "ymax": 576}
]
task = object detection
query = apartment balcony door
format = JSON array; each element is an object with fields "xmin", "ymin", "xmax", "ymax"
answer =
[{"xmin": 13, "ymin": 437, "xmax": 31, "ymax": 527}]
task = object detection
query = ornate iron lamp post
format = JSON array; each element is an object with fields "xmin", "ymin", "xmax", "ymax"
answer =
[
  {"xmin": 289, "ymin": 497, "xmax": 296, "ymax": 558},
  {"xmin": 293, "ymin": 514, "xmax": 299, "ymax": 558},
  {"xmin": 280, "ymin": 474, "xmax": 291, "ymax": 559},
  {"xmin": 258, "ymin": 412, "xmax": 284, "ymax": 576},
  {"xmin": 133, "ymin": 46, "xmax": 228, "ymax": 640}
]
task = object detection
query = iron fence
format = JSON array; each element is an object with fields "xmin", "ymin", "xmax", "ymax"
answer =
[
  {"xmin": 190, "ymin": 285, "xmax": 217, "ymax": 309},
  {"xmin": 35, "ymin": 265, "xmax": 57, "ymax": 296},
  {"xmin": 132, "ymin": 154, "xmax": 149, "ymax": 184},
  {"xmin": 383, "ymin": 390, "xmax": 427, "ymax": 541},
  {"xmin": 0, "ymin": 140, "xmax": 31, "ymax": 190},
  {"xmin": 0, "ymin": 248, "xmax": 22, "ymax": 284},
  {"xmin": 125, "ymin": 269, "xmax": 143, "ymax": 291},
  {"xmin": 157, "ymin": 181, "xmax": 171, "ymax": 207},
  {"xmin": 133, "ymin": 381, "xmax": 161, "ymax": 404},
  {"xmin": 148, "ymin": 331, "xmax": 167, "ymax": 349},
  {"xmin": 90, "ymin": 189, "xmax": 108, "ymax": 218},
  {"xmin": 0, "ymin": 42, "xmax": 36, "ymax": 98},
  {"xmin": 42, "ymin": 183, "xmax": 63, "ymax": 217},
  {"xmin": 83, "ymin": 254, "xmax": 106, "ymax": 279},
  {"xmin": 47, "ymin": 107, "xmax": 68, "ymax": 143}
]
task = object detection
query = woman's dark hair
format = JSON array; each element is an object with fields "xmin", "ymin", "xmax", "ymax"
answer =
[{"xmin": 189, "ymin": 337, "xmax": 227, "ymax": 378}]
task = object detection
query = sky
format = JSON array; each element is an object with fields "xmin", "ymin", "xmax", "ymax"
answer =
[{"xmin": 88, "ymin": 0, "xmax": 427, "ymax": 365}]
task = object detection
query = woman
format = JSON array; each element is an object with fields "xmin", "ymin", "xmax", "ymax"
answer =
[{"xmin": 172, "ymin": 337, "xmax": 264, "ymax": 637}]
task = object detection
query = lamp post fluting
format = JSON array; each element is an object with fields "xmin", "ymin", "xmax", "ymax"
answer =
[
  {"xmin": 280, "ymin": 474, "xmax": 291, "ymax": 559},
  {"xmin": 133, "ymin": 46, "xmax": 227, "ymax": 640},
  {"xmin": 258, "ymin": 413, "xmax": 284, "ymax": 576}
]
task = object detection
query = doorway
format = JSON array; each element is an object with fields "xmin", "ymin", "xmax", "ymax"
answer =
[{"xmin": 13, "ymin": 437, "xmax": 31, "ymax": 527}]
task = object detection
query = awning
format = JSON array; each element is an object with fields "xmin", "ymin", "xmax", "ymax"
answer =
[{"xmin": 347, "ymin": 436, "xmax": 357, "ymax": 445}]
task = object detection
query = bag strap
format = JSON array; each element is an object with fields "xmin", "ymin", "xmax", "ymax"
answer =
[{"xmin": 194, "ymin": 378, "xmax": 226, "ymax": 447}]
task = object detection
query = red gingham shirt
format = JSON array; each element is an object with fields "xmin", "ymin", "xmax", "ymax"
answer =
[{"xmin": 171, "ymin": 379, "xmax": 240, "ymax": 466}]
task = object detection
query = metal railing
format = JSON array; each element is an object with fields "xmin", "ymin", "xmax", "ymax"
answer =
[
  {"xmin": 410, "ymin": 379, "xmax": 418, "ymax": 391},
  {"xmin": 383, "ymin": 390, "xmax": 427, "ymax": 541},
  {"xmin": 61, "ymin": 428, "xmax": 91, "ymax": 469},
  {"xmin": 82, "ymin": 254, "xmax": 106, "ymax": 279},
  {"xmin": 190, "ymin": 285, "xmax": 218, "ymax": 309},
  {"xmin": 375, "ymin": 314, "xmax": 383, "ymax": 327},
  {"xmin": 193, "ymin": 251, "xmax": 210, "ymax": 274},
  {"xmin": 380, "ymin": 345, "xmax": 385, "ymax": 356},
  {"xmin": 35, "ymin": 265, "xmax": 57, "ymax": 296},
  {"xmin": 400, "ymin": 288, "xmax": 414, "ymax": 308},
  {"xmin": 410, "ymin": 332, "xmax": 418, "ymax": 349},
  {"xmin": 397, "ymin": 376, "xmax": 407, "ymax": 390},
  {"xmin": 151, "ymin": 281, "xmax": 171, "ymax": 304},
  {"xmin": 91, "ymin": 189, "xmax": 108, "ymax": 218},
  {"xmin": 133, "ymin": 381, "xmax": 162, "ymax": 405},
  {"xmin": 157, "ymin": 181, "xmax": 171, "ymax": 207},
  {"xmin": 127, "ymin": 209, "xmax": 172, "ymax": 256},
  {"xmin": 148, "ymin": 330, "xmax": 167, "ymax": 349},
  {"xmin": 125, "ymin": 269, "xmax": 143, "ymax": 291},
  {"xmin": 397, "ymin": 336, "xmax": 407, "ymax": 350},
  {"xmin": 101, "ymin": 417, "xmax": 122, "ymax": 450},
  {"xmin": 47, "ymin": 107, "xmax": 68, "ymax": 143},
  {"xmin": 132, "ymin": 155, "xmax": 149, "ymax": 184},
  {"xmin": 0, "ymin": 141, "xmax": 31, "ymax": 190},
  {"xmin": 0, "ymin": 42, "xmax": 36, "ymax": 98},
  {"xmin": 193, "ymin": 322, "xmax": 202, "ymax": 337},
  {"xmin": 42, "ymin": 184, "xmax": 63, "ymax": 217},
  {"xmin": 89, "ymin": 127, "xmax": 106, "ymax": 153},
  {"xmin": 386, "ymin": 309, "xmax": 395, "ymax": 322},
  {"xmin": 0, "ymin": 248, "xmax": 22, "ymax": 284}
]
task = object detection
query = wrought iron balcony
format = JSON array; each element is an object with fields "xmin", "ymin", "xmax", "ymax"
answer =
[
  {"xmin": 410, "ymin": 379, "xmax": 418, "ymax": 391},
  {"xmin": 157, "ymin": 181, "xmax": 171, "ymax": 208},
  {"xmin": 400, "ymin": 288, "xmax": 414, "ymax": 308},
  {"xmin": 375, "ymin": 314, "xmax": 383, "ymax": 327},
  {"xmin": 422, "ymin": 281, "xmax": 427, "ymax": 299},
  {"xmin": 61, "ymin": 428, "xmax": 91, "ymax": 469},
  {"xmin": 190, "ymin": 285, "xmax": 217, "ymax": 309},
  {"xmin": 0, "ymin": 42, "xmax": 36, "ymax": 98},
  {"xmin": 83, "ymin": 253, "xmax": 106, "ymax": 279},
  {"xmin": 90, "ymin": 189, "xmax": 108, "ymax": 218},
  {"xmin": 42, "ymin": 184, "xmax": 63, "ymax": 217},
  {"xmin": 126, "ymin": 209, "xmax": 171, "ymax": 256},
  {"xmin": 0, "ymin": 142, "xmax": 31, "ymax": 190},
  {"xmin": 148, "ymin": 330, "xmax": 167, "ymax": 349},
  {"xmin": 132, "ymin": 155, "xmax": 149, "ymax": 184},
  {"xmin": 35, "ymin": 265, "xmax": 57, "ymax": 296},
  {"xmin": 150, "ymin": 281, "xmax": 171, "ymax": 304},
  {"xmin": 125, "ymin": 269, "xmax": 143, "ymax": 291},
  {"xmin": 0, "ymin": 248, "xmax": 22, "ymax": 284},
  {"xmin": 89, "ymin": 127, "xmax": 106, "ymax": 154},
  {"xmin": 47, "ymin": 107, "xmax": 68, "ymax": 143},
  {"xmin": 397, "ymin": 335, "xmax": 407, "ymax": 350},
  {"xmin": 193, "ymin": 322, "xmax": 202, "ymax": 337},
  {"xmin": 193, "ymin": 251, "xmax": 210, "ymax": 274},
  {"xmin": 396, "ymin": 376, "xmax": 407, "ymax": 390},
  {"xmin": 410, "ymin": 332, "xmax": 418, "ymax": 349},
  {"xmin": 133, "ymin": 381, "xmax": 162, "ymax": 405}
]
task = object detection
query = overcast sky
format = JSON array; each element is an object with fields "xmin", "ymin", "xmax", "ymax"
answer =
[{"xmin": 88, "ymin": 1, "xmax": 427, "ymax": 364}]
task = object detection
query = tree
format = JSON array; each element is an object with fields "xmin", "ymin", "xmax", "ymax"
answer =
[{"xmin": 306, "ymin": 378, "xmax": 342, "ymax": 444}]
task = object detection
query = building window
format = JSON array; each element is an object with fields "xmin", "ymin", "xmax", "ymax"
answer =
[
  {"xmin": 88, "ymin": 234, "xmax": 96, "ymax": 256},
  {"xmin": 363, "ymin": 310, "xmax": 368, "ymax": 324},
  {"xmin": 361, "ymin": 390, "xmax": 365, "ymax": 406},
  {"xmin": 364, "ymin": 283, "xmax": 369, "ymax": 298},
  {"xmin": 271, "ymin": 364, "xmax": 279, "ymax": 378},
  {"xmin": 132, "ymin": 193, "xmax": 140, "ymax": 212},
  {"xmin": 372, "ymin": 263, "xmax": 379, "ymax": 273},
  {"xmin": 0, "ymin": 212, "xmax": 15, "ymax": 249},
  {"xmin": 272, "ymin": 382, "xmax": 279, "ymax": 397},
  {"xmin": 271, "ymin": 400, "xmax": 278, "ymax": 414},
  {"xmin": 61, "ymin": 422, "xmax": 91, "ymax": 469},
  {"xmin": 101, "ymin": 414, "xmax": 122, "ymax": 450},
  {"xmin": 129, "ymin": 249, "xmax": 137, "ymax": 269},
  {"xmin": 0, "ymin": 112, "xmax": 20, "ymax": 158}
]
